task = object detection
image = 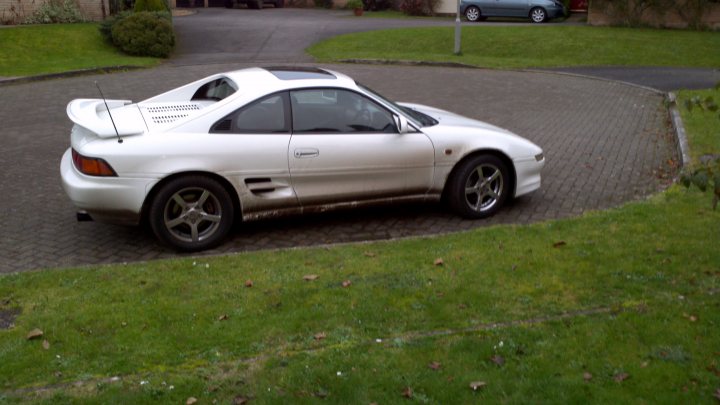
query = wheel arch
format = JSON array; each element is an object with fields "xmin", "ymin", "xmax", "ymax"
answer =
[
  {"xmin": 442, "ymin": 149, "xmax": 517, "ymax": 201},
  {"xmin": 140, "ymin": 171, "xmax": 242, "ymax": 227}
]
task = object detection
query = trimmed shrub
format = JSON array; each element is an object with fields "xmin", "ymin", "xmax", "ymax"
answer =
[
  {"xmin": 111, "ymin": 11, "xmax": 175, "ymax": 57},
  {"xmin": 134, "ymin": 0, "xmax": 168, "ymax": 12},
  {"xmin": 24, "ymin": 0, "xmax": 85, "ymax": 23},
  {"xmin": 98, "ymin": 10, "xmax": 132, "ymax": 43},
  {"xmin": 314, "ymin": 0, "xmax": 333, "ymax": 8}
]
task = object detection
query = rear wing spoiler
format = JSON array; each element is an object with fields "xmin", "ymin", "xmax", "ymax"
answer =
[{"xmin": 67, "ymin": 99, "xmax": 147, "ymax": 138}]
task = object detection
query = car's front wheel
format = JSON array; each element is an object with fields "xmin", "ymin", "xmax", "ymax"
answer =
[
  {"xmin": 447, "ymin": 155, "xmax": 510, "ymax": 219},
  {"xmin": 464, "ymin": 6, "xmax": 481, "ymax": 22},
  {"xmin": 149, "ymin": 176, "xmax": 234, "ymax": 252},
  {"xmin": 530, "ymin": 7, "xmax": 547, "ymax": 23}
]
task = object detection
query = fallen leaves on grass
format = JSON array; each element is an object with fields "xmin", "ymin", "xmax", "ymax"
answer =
[
  {"xmin": 218, "ymin": 314, "xmax": 229, "ymax": 321},
  {"xmin": 245, "ymin": 279, "xmax": 253, "ymax": 288},
  {"xmin": 583, "ymin": 372, "xmax": 593, "ymax": 382},
  {"xmin": 712, "ymin": 388, "xmax": 720, "ymax": 401},
  {"xmin": 42, "ymin": 340, "xmax": 50, "ymax": 350},
  {"xmin": 186, "ymin": 397, "xmax": 198, "ymax": 405},
  {"xmin": 490, "ymin": 355, "xmax": 505, "ymax": 366},
  {"xmin": 553, "ymin": 241, "xmax": 567, "ymax": 248},
  {"xmin": 469, "ymin": 381, "xmax": 487, "ymax": 391},
  {"xmin": 303, "ymin": 274, "xmax": 319, "ymax": 281},
  {"xmin": 363, "ymin": 251, "xmax": 376, "ymax": 258},
  {"xmin": 314, "ymin": 332, "xmax": 327, "ymax": 341},
  {"xmin": 26, "ymin": 328, "xmax": 43, "ymax": 340},
  {"xmin": 614, "ymin": 372, "xmax": 630, "ymax": 382},
  {"xmin": 683, "ymin": 312, "xmax": 698, "ymax": 322},
  {"xmin": 428, "ymin": 361, "xmax": 442, "ymax": 370},
  {"xmin": 342, "ymin": 280, "xmax": 352, "ymax": 288},
  {"xmin": 401, "ymin": 386, "xmax": 413, "ymax": 398},
  {"xmin": 434, "ymin": 258, "xmax": 444, "ymax": 266},
  {"xmin": 233, "ymin": 396, "xmax": 250, "ymax": 404}
]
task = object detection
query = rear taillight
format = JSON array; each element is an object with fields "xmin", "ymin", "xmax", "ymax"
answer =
[{"xmin": 71, "ymin": 149, "xmax": 117, "ymax": 177}]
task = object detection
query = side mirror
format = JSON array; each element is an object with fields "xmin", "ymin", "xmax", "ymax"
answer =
[{"xmin": 394, "ymin": 114, "xmax": 409, "ymax": 134}]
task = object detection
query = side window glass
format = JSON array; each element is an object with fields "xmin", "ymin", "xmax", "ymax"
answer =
[
  {"xmin": 290, "ymin": 89, "xmax": 396, "ymax": 133},
  {"xmin": 211, "ymin": 93, "xmax": 289, "ymax": 134}
]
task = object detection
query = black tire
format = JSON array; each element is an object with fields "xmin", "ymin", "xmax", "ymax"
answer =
[
  {"xmin": 224, "ymin": 0, "xmax": 234, "ymax": 8},
  {"xmin": 274, "ymin": 0, "xmax": 284, "ymax": 7},
  {"xmin": 464, "ymin": 6, "xmax": 481, "ymax": 22},
  {"xmin": 149, "ymin": 176, "xmax": 234, "ymax": 252},
  {"xmin": 530, "ymin": 7, "xmax": 546, "ymax": 23},
  {"xmin": 447, "ymin": 154, "xmax": 510, "ymax": 219}
]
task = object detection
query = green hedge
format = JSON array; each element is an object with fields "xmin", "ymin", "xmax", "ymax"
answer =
[{"xmin": 111, "ymin": 11, "xmax": 175, "ymax": 58}]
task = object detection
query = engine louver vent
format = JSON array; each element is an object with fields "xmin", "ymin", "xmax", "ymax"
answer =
[
  {"xmin": 151, "ymin": 114, "xmax": 190, "ymax": 124},
  {"xmin": 145, "ymin": 104, "xmax": 201, "ymax": 113},
  {"xmin": 144, "ymin": 103, "xmax": 201, "ymax": 125}
]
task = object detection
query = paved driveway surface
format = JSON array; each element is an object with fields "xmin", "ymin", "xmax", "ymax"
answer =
[
  {"xmin": 171, "ymin": 8, "xmax": 455, "ymax": 65},
  {"xmin": 0, "ymin": 63, "xmax": 676, "ymax": 273}
]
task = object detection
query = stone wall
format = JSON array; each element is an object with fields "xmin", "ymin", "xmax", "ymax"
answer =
[
  {"xmin": 1, "ymin": 0, "xmax": 110, "ymax": 23},
  {"xmin": 588, "ymin": 0, "xmax": 720, "ymax": 29}
]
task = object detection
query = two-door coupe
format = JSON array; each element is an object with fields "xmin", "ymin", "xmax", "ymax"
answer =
[{"xmin": 61, "ymin": 67, "xmax": 544, "ymax": 251}]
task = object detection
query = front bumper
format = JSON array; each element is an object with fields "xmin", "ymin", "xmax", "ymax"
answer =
[
  {"xmin": 546, "ymin": 5, "xmax": 566, "ymax": 19},
  {"xmin": 60, "ymin": 148, "xmax": 156, "ymax": 225},
  {"xmin": 513, "ymin": 154, "xmax": 545, "ymax": 197}
]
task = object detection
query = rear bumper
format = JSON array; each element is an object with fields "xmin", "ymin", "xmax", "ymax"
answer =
[{"xmin": 60, "ymin": 148, "xmax": 156, "ymax": 225}]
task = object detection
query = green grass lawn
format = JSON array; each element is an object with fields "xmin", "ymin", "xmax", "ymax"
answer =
[
  {"xmin": 0, "ymin": 23, "xmax": 159, "ymax": 77},
  {"xmin": 307, "ymin": 26, "xmax": 720, "ymax": 69},
  {"xmin": 0, "ymin": 90, "xmax": 718, "ymax": 403}
]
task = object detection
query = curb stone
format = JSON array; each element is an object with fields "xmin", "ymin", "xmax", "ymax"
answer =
[{"xmin": 0, "ymin": 65, "xmax": 147, "ymax": 87}]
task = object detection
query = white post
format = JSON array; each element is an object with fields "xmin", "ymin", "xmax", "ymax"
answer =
[{"xmin": 454, "ymin": 0, "xmax": 461, "ymax": 55}]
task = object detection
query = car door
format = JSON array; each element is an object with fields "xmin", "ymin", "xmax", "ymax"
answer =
[
  {"xmin": 209, "ymin": 91, "xmax": 298, "ymax": 215},
  {"xmin": 495, "ymin": 0, "xmax": 529, "ymax": 16},
  {"xmin": 287, "ymin": 88, "xmax": 435, "ymax": 206}
]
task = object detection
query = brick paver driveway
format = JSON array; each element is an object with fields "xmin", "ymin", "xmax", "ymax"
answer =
[{"xmin": 0, "ymin": 63, "xmax": 676, "ymax": 273}]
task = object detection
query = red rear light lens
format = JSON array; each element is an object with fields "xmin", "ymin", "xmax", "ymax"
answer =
[{"xmin": 71, "ymin": 149, "xmax": 117, "ymax": 177}]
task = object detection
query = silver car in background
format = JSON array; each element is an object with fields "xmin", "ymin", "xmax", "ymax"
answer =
[{"xmin": 460, "ymin": 0, "xmax": 566, "ymax": 23}]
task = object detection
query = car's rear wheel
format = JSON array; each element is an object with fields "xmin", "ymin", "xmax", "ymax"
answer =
[
  {"xmin": 149, "ymin": 176, "xmax": 234, "ymax": 252},
  {"xmin": 447, "ymin": 155, "xmax": 510, "ymax": 219},
  {"xmin": 275, "ymin": 0, "xmax": 284, "ymax": 7},
  {"xmin": 464, "ymin": 6, "xmax": 481, "ymax": 22},
  {"xmin": 530, "ymin": 7, "xmax": 547, "ymax": 23}
]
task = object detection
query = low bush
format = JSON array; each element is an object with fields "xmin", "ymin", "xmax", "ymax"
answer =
[
  {"xmin": 399, "ymin": 0, "xmax": 437, "ymax": 15},
  {"xmin": 134, "ymin": 0, "xmax": 168, "ymax": 12},
  {"xmin": 111, "ymin": 11, "xmax": 174, "ymax": 57},
  {"xmin": 361, "ymin": 0, "xmax": 394, "ymax": 10},
  {"xmin": 24, "ymin": 0, "xmax": 85, "ymax": 23}
]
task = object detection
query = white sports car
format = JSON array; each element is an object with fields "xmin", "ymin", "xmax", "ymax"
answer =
[{"xmin": 61, "ymin": 67, "xmax": 544, "ymax": 251}]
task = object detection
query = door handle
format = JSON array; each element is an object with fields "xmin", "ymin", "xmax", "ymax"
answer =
[{"xmin": 294, "ymin": 148, "xmax": 319, "ymax": 158}]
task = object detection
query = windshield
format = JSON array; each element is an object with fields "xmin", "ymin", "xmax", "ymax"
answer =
[{"xmin": 358, "ymin": 83, "xmax": 438, "ymax": 128}]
